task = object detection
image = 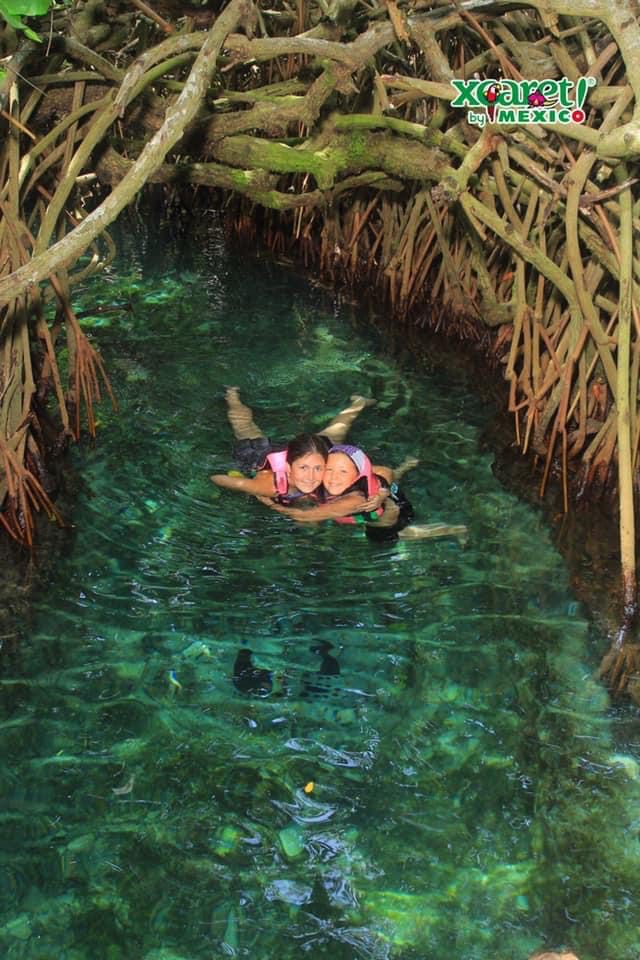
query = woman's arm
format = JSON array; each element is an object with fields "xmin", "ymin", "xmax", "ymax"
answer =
[
  {"xmin": 257, "ymin": 492, "xmax": 371, "ymax": 523},
  {"xmin": 211, "ymin": 471, "xmax": 276, "ymax": 497},
  {"xmin": 372, "ymin": 464, "xmax": 393, "ymax": 483}
]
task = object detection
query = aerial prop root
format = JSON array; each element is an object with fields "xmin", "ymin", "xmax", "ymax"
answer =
[
  {"xmin": 48, "ymin": 272, "xmax": 117, "ymax": 440},
  {"xmin": 0, "ymin": 431, "xmax": 64, "ymax": 546},
  {"xmin": 598, "ymin": 640, "xmax": 640, "ymax": 702}
]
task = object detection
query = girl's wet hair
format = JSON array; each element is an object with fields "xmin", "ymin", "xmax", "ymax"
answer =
[{"xmin": 287, "ymin": 433, "xmax": 331, "ymax": 464}]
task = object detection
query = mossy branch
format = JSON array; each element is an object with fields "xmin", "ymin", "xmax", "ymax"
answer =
[{"xmin": 0, "ymin": 0, "xmax": 251, "ymax": 308}]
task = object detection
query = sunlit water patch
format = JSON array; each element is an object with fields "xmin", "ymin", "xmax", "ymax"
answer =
[{"xmin": 1, "ymin": 220, "xmax": 640, "ymax": 960}]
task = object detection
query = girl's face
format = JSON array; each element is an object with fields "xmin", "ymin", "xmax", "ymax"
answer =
[
  {"xmin": 323, "ymin": 452, "xmax": 359, "ymax": 496},
  {"xmin": 288, "ymin": 452, "xmax": 326, "ymax": 493}
]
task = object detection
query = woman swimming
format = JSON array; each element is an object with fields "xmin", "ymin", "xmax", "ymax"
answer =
[{"xmin": 210, "ymin": 388, "xmax": 381, "ymax": 507}]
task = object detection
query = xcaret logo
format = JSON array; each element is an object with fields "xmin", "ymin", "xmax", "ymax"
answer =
[{"xmin": 450, "ymin": 76, "xmax": 596, "ymax": 128}]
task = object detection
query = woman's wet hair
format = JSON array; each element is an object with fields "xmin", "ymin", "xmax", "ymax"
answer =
[{"xmin": 287, "ymin": 433, "xmax": 331, "ymax": 464}]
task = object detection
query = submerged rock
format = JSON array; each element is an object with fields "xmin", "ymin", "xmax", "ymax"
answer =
[
  {"xmin": 362, "ymin": 890, "xmax": 438, "ymax": 950},
  {"xmin": 113, "ymin": 357, "xmax": 149, "ymax": 383},
  {"xmin": 265, "ymin": 879, "xmax": 313, "ymax": 905},
  {"xmin": 608, "ymin": 754, "xmax": 640, "ymax": 780},
  {"xmin": 222, "ymin": 907, "xmax": 238, "ymax": 954},
  {"xmin": 278, "ymin": 824, "xmax": 305, "ymax": 861},
  {"xmin": 181, "ymin": 640, "xmax": 212, "ymax": 660},
  {"xmin": 3, "ymin": 913, "xmax": 32, "ymax": 940},
  {"xmin": 213, "ymin": 825, "xmax": 242, "ymax": 858}
]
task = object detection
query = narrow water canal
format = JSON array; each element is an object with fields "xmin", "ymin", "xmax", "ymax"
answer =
[{"xmin": 2, "ymin": 219, "xmax": 639, "ymax": 960}]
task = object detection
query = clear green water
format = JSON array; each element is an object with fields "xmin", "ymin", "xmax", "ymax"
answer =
[{"xmin": 2, "ymin": 220, "xmax": 640, "ymax": 960}]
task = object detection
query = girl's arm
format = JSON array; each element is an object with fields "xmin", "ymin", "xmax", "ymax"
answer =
[
  {"xmin": 257, "ymin": 492, "xmax": 371, "ymax": 523},
  {"xmin": 211, "ymin": 471, "xmax": 276, "ymax": 497}
]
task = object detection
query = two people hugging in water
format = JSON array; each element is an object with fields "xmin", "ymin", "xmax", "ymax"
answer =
[{"xmin": 211, "ymin": 388, "xmax": 468, "ymax": 543}]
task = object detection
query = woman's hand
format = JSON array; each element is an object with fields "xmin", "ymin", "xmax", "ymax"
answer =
[
  {"xmin": 361, "ymin": 489, "xmax": 389, "ymax": 513},
  {"xmin": 257, "ymin": 495, "xmax": 324, "ymax": 522},
  {"xmin": 256, "ymin": 496, "xmax": 295, "ymax": 515}
]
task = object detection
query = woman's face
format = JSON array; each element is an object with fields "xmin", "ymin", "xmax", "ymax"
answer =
[
  {"xmin": 288, "ymin": 452, "xmax": 326, "ymax": 493},
  {"xmin": 323, "ymin": 452, "xmax": 359, "ymax": 496}
]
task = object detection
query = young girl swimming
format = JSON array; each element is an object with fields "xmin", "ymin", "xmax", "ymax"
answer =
[{"xmin": 261, "ymin": 444, "xmax": 468, "ymax": 543}]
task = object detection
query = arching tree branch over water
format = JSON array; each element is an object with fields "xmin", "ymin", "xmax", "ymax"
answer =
[{"xmin": 1, "ymin": 0, "xmax": 640, "ymax": 679}]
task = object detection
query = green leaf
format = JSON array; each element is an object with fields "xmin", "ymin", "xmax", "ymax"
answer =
[
  {"xmin": 1, "ymin": 0, "xmax": 51, "ymax": 14},
  {"xmin": 0, "ymin": 68, "xmax": 6, "ymax": 84},
  {"xmin": 0, "ymin": 0, "xmax": 50, "ymax": 40},
  {"xmin": 0, "ymin": 8, "xmax": 28, "ymax": 30}
]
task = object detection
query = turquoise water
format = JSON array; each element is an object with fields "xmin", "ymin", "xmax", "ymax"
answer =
[{"xmin": 2, "ymin": 220, "xmax": 640, "ymax": 960}]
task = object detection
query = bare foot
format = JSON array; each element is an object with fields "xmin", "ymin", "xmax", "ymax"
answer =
[
  {"xmin": 398, "ymin": 523, "xmax": 468, "ymax": 542},
  {"xmin": 349, "ymin": 394, "xmax": 376, "ymax": 410},
  {"xmin": 394, "ymin": 456, "xmax": 420, "ymax": 477}
]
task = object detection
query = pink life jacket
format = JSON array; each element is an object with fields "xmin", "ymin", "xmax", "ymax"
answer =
[
  {"xmin": 264, "ymin": 448, "xmax": 289, "ymax": 496},
  {"xmin": 329, "ymin": 445, "xmax": 385, "ymax": 525}
]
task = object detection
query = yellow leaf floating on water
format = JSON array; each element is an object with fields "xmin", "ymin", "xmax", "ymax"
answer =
[{"xmin": 303, "ymin": 781, "xmax": 314, "ymax": 794}]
